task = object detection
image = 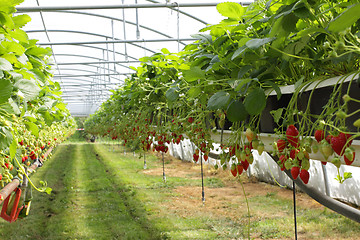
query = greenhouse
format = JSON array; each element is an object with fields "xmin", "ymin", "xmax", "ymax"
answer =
[{"xmin": 0, "ymin": 0, "xmax": 359, "ymax": 239}]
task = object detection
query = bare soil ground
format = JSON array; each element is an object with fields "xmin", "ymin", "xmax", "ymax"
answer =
[{"xmin": 144, "ymin": 153, "xmax": 324, "ymax": 220}]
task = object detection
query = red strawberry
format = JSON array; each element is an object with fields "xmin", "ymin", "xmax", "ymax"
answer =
[
  {"xmin": 241, "ymin": 160, "xmax": 249, "ymax": 171},
  {"xmin": 19, "ymin": 140, "xmax": 24, "ymax": 146},
  {"xmin": 314, "ymin": 130, "xmax": 325, "ymax": 143},
  {"xmin": 321, "ymin": 161, "xmax": 327, "ymax": 165},
  {"xmin": 331, "ymin": 134, "xmax": 348, "ymax": 155},
  {"xmin": 230, "ymin": 164, "xmax": 237, "ymax": 177},
  {"xmin": 245, "ymin": 128, "xmax": 254, "ymax": 142},
  {"xmin": 344, "ymin": 151, "xmax": 355, "ymax": 165},
  {"xmin": 277, "ymin": 139, "xmax": 287, "ymax": 153},
  {"xmin": 286, "ymin": 125, "xmax": 299, "ymax": 148},
  {"xmin": 291, "ymin": 166, "xmax": 300, "ymax": 180},
  {"xmin": 237, "ymin": 164, "xmax": 244, "ymax": 175},
  {"xmin": 203, "ymin": 155, "xmax": 208, "ymax": 161},
  {"xmin": 0, "ymin": 174, "xmax": 2, "ymax": 181},
  {"xmin": 187, "ymin": 117, "xmax": 194, "ymax": 124},
  {"xmin": 290, "ymin": 149, "xmax": 300, "ymax": 160},
  {"xmin": 279, "ymin": 155, "xmax": 287, "ymax": 171},
  {"xmin": 299, "ymin": 169, "xmax": 310, "ymax": 184},
  {"xmin": 193, "ymin": 153, "xmax": 199, "ymax": 162}
]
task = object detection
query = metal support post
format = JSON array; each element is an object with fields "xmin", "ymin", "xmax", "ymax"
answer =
[{"xmin": 162, "ymin": 152, "xmax": 166, "ymax": 182}]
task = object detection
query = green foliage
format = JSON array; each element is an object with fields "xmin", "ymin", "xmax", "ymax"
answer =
[
  {"xmin": 0, "ymin": 0, "xmax": 75, "ymax": 189},
  {"xmin": 85, "ymin": 0, "xmax": 360, "ymax": 178}
]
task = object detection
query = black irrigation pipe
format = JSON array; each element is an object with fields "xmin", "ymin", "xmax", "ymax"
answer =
[
  {"xmin": 200, "ymin": 152, "xmax": 205, "ymax": 205},
  {"xmin": 143, "ymin": 152, "xmax": 147, "ymax": 169},
  {"xmin": 162, "ymin": 152, "xmax": 166, "ymax": 182},
  {"xmin": 206, "ymin": 152, "xmax": 360, "ymax": 223},
  {"xmin": 293, "ymin": 181, "xmax": 298, "ymax": 240}
]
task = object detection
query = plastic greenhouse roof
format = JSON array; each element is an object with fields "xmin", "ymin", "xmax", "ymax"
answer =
[{"xmin": 15, "ymin": 0, "xmax": 254, "ymax": 116}]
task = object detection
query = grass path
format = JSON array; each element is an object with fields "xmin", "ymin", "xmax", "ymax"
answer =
[
  {"xmin": 0, "ymin": 144, "xmax": 163, "ymax": 240},
  {"xmin": 0, "ymin": 143, "xmax": 359, "ymax": 239}
]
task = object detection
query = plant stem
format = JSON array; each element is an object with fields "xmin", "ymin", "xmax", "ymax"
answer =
[{"xmin": 239, "ymin": 177, "xmax": 251, "ymax": 240}]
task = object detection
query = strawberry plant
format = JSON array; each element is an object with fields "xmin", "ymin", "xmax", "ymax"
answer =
[{"xmin": 0, "ymin": 1, "xmax": 76, "ymax": 196}]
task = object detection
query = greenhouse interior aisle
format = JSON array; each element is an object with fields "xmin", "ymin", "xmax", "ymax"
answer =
[
  {"xmin": 0, "ymin": 141, "xmax": 359, "ymax": 240},
  {"xmin": 1, "ymin": 0, "xmax": 360, "ymax": 239}
]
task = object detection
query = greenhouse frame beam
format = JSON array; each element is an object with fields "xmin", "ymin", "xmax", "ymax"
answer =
[
  {"xmin": 61, "ymin": 83, "xmax": 120, "ymax": 87},
  {"xmin": 58, "ymin": 67, "xmax": 122, "ymax": 75},
  {"xmin": 27, "ymin": 29, "xmax": 160, "ymax": 53},
  {"xmin": 38, "ymin": 38, "xmax": 194, "ymax": 46},
  {"xmin": 53, "ymin": 53, "xmax": 140, "ymax": 64},
  {"xmin": 53, "ymin": 60, "xmax": 140, "ymax": 65},
  {"xmin": 16, "ymin": 2, "xmax": 252, "ymax": 12},
  {"xmin": 62, "ymin": 94, "xmax": 112, "ymax": 98},
  {"xmin": 51, "ymin": 54, "xmax": 137, "ymax": 71},
  {"xmin": 54, "ymin": 73, "xmax": 131, "ymax": 78},
  {"xmin": 58, "ymin": 10, "xmax": 175, "ymax": 39},
  {"xmin": 52, "ymin": 44, "xmax": 140, "ymax": 61}
]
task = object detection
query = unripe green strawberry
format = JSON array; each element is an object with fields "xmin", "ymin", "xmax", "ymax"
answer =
[
  {"xmin": 331, "ymin": 157, "xmax": 341, "ymax": 168},
  {"xmin": 252, "ymin": 139, "xmax": 259, "ymax": 150},
  {"xmin": 240, "ymin": 151, "xmax": 246, "ymax": 161},
  {"xmin": 353, "ymin": 118, "xmax": 360, "ymax": 128},
  {"xmin": 320, "ymin": 140, "xmax": 333, "ymax": 160},
  {"xmin": 235, "ymin": 148, "xmax": 241, "ymax": 160},
  {"xmin": 257, "ymin": 142, "xmax": 264, "ymax": 156},
  {"xmin": 312, "ymin": 144, "xmax": 319, "ymax": 153},
  {"xmin": 245, "ymin": 128, "xmax": 255, "ymax": 142},
  {"xmin": 285, "ymin": 159, "xmax": 292, "ymax": 170},
  {"xmin": 297, "ymin": 151, "xmax": 304, "ymax": 160},
  {"xmin": 342, "ymin": 94, "xmax": 351, "ymax": 102},
  {"xmin": 336, "ymin": 110, "xmax": 347, "ymax": 119},
  {"xmin": 301, "ymin": 159, "xmax": 310, "ymax": 171},
  {"xmin": 219, "ymin": 119, "xmax": 225, "ymax": 129},
  {"xmin": 344, "ymin": 147, "xmax": 354, "ymax": 161},
  {"xmin": 214, "ymin": 164, "xmax": 219, "ymax": 170},
  {"xmin": 248, "ymin": 154, "xmax": 254, "ymax": 164},
  {"xmin": 304, "ymin": 143, "xmax": 312, "ymax": 154}
]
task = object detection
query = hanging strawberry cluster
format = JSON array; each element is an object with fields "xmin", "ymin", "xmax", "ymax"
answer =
[{"xmin": 274, "ymin": 125, "xmax": 311, "ymax": 184}]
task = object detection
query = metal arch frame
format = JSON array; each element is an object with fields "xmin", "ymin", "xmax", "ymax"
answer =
[
  {"xmin": 61, "ymin": 83, "xmax": 120, "ymax": 87},
  {"xmin": 27, "ymin": 29, "xmax": 158, "ymax": 54},
  {"xmin": 51, "ymin": 53, "xmax": 139, "ymax": 70},
  {"xmin": 55, "ymin": 78, "xmax": 123, "ymax": 85},
  {"xmin": 50, "ymin": 44, "xmax": 139, "ymax": 61},
  {"xmin": 43, "ymin": 10, "xmax": 177, "ymax": 41},
  {"xmin": 56, "ymin": 67, "xmax": 124, "ymax": 76},
  {"xmin": 37, "ymin": 38, "xmax": 195, "ymax": 46},
  {"xmin": 54, "ymin": 73, "xmax": 131, "ymax": 78},
  {"xmin": 53, "ymin": 53, "xmax": 140, "ymax": 63},
  {"xmin": 17, "ymin": 2, "xmax": 257, "ymax": 116},
  {"xmin": 15, "ymin": 1, "xmax": 253, "ymax": 29}
]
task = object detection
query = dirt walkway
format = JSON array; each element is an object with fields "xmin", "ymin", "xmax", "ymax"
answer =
[{"xmin": 143, "ymin": 153, "xmax": 324, "ymax": 222}]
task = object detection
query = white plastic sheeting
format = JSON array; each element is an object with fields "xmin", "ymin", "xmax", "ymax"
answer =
[{"xmin": 168, "ymin": 139, "xmax": 360, "ymax": 206}]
